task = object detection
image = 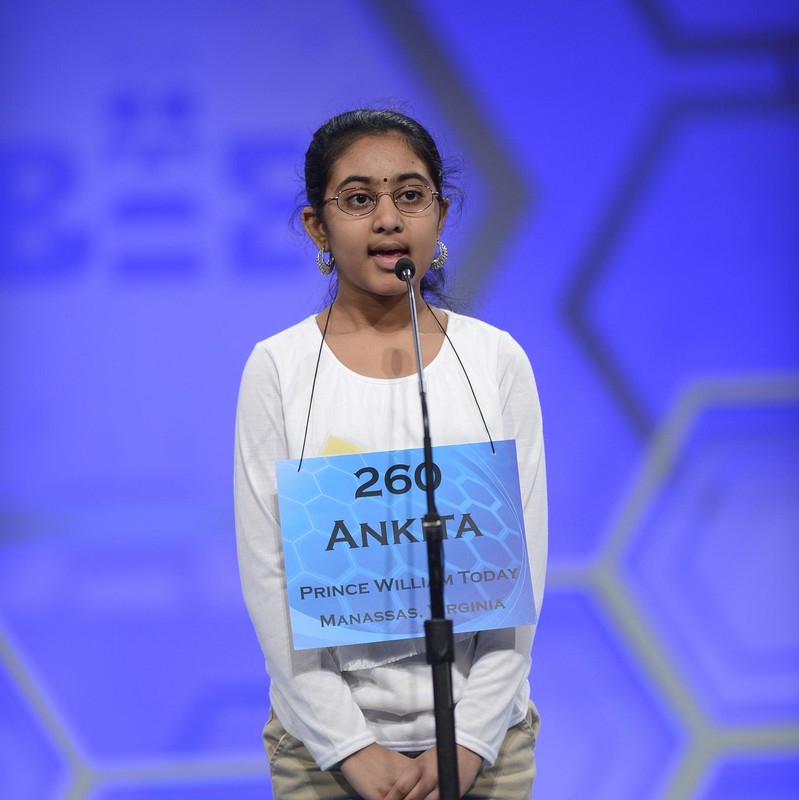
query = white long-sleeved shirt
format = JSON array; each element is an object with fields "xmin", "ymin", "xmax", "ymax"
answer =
[{"xmin": 234, "ymin": 310, "xmax": 547, "ymax": 770}]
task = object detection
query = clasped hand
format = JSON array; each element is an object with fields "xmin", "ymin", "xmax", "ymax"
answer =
[{"xmin": 340, "ymin": 742, "xmax": 483, "ymax": 800}]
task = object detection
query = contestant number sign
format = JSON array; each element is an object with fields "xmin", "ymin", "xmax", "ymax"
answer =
[{"xmin": 276, "ymin": 439, "xmax": 536, "ymax": 650}]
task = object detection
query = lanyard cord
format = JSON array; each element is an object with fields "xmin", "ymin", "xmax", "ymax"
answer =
[
  {"xmin": 425, "ymin": 302, "xmax": 495, "ymax": 455},
  {"xmin": 297, "ymin": 303, "xmax": 496, "ymax": 472},
  {"xmin": 297, "ymin": 303, "xmax": 333, "ymax": 472}
]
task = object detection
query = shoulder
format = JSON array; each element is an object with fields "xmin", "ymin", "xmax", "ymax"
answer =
[
  {"xmin": 444, "ymin": 311, "xmax": 530, "ymax": 368},
  {"xmin": 255, "ymin": 315, "xmax": 319, "ymax": 355},
  {"xmin": 240, "ymin": 315, "xmax": 319, "ymax": 389},
  {"xmin": 247, "ymin": 315, "xmax": 318, "ymax": 365},
  {"xmin": 444, "ymin": 310, "xmax": 503, "ymax": 338}
]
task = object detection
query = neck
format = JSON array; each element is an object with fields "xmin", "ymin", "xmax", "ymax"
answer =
[{"xmin": 328, "ymin": 289, "xmax": 428, "ymax": 334}]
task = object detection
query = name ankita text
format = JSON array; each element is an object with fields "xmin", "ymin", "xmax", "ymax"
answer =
[
  {"xmin": 325, "ymin": 512, "xmax": 483, "ymax": 551},
  {"xmin": 299, "ymin": 567, "xmax": 520, "ymax": 600}
]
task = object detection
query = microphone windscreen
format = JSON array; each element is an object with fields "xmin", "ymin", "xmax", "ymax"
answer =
[{"xmin": 394, "ymin": 257, "xmax": 416, "ymax": 280}]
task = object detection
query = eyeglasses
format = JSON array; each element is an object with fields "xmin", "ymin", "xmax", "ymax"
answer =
[{"xmin": 323, "ymin": 184, "xmax": 439, "ymax": 217}]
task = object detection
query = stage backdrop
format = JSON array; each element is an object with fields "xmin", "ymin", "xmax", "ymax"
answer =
[{"xmin": 1, "ymin": 1, "xmax": 797, "ymax": 798}]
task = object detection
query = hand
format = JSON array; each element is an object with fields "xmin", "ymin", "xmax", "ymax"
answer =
[
  {"xmin": 340, "ymin": 743, "xmax": 418, "ymax": 800},
  {"xmin": 455, "ymin": 746, "xmax": 484, "ymax": 796},
  {"xmin": 383, "ymin": 744, "xmax": 484, "ymax": 800}
]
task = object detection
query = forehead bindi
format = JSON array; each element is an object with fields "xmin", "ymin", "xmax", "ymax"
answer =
[{"xmin": 329, "ymin": 135, "xmax": 433, "ymax": 192}]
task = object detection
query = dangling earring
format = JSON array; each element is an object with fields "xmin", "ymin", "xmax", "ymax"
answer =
[
  {"xmin": 431, "ymin": 239, "xmax": 448, "ymax": 270},
  {"xmin": 317, "ymin": 248, "xmax": 335, "ymax": 275}
]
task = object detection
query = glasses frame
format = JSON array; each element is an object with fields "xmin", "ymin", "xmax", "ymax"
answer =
[{"xmin": 322, "ymin": 183, "xmax": 440, "ymax": 217}]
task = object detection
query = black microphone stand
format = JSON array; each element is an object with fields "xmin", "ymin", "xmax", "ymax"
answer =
[{"xmin": 395, "ymin": 257, "xmax": 459, "ymax": 800}]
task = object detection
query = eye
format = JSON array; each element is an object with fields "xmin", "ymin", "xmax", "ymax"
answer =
[
  {"xmin": 395, "ymin": 185, "xmax": 429, "ymax": 208},
  {"xmin": 340, "ymin": 189, "xmax": 376, "ymax": 212}
]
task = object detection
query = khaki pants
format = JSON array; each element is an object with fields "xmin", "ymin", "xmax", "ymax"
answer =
[{"xmin": 263, "ymin": 702, "xmax": 539, "ymax": 799}]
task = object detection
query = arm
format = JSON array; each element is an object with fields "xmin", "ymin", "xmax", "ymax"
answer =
[
  {"xmin": 234, "ymin": 344, "xmax": 376, "ymax": 769},
  {"xmin": 451, "ymin": 332, "xmax": 548, "ymax": 764}
]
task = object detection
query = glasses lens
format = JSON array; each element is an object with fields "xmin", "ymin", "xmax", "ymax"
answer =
[
  {"xmin": 393, "ymin": 185, "xmax": 433, "ymax": 213},
  {"xmin": 337, "ymin": 188, "xmax": 377, "ymax": 216}
]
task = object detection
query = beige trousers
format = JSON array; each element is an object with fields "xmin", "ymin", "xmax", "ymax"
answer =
[{"xmin": 263, "ymin": 702, "xmax": 540, "ymax": 799}]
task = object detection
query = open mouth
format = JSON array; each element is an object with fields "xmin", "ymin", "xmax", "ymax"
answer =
[{"xmin": 369, "ymin": 246, "xmax": 408, "ymax": 263}]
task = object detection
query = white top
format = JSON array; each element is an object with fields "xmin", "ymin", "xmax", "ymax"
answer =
[{"xmin": 234, "ymin": 310, "xmax": 547, "ymax": 770}]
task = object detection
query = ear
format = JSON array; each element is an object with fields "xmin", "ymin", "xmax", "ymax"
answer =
[
  {"xmin": 302, "ymin": 207, "xmax": 328, "ymax": 251},
  {"xmin": 437, "ymin": 197, "xmax": 450, "ymax": 238}
]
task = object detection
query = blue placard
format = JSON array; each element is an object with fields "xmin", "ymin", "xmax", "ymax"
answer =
[{"xmin": 276, "ymin": 439, "xmax": 536, "ymax": 649}]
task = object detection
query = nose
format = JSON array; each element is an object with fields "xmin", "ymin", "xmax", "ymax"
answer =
[{"xmin": 371, "ymin": 192, "xmax": 403, "ymax": 231}]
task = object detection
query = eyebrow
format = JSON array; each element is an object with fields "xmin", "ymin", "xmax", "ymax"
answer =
[{"xmin": 334, "ymin": 172, "xmax": 432, "ymax": 192}]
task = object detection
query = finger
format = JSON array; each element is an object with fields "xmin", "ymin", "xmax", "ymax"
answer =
[
  {"xmin": 402, "ymin": 776, "xmax": 439, "ymax": 800},
  {"xmin": 417, "ymin": 786, "xmax": 439, "ymax": 800},
  {"xmin": 383, "ymin": 773, "xmax": 422, "ymax": 800}
]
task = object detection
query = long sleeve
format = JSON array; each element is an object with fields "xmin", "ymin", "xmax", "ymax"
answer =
[
  {"xmin": 234, "ymin": 314, "xmax": 547, "ymax": 770},
  {"xmin": 452, "ymin": 331, "xmax": 548, "ymax": 764},
  {"xmin": 233, "ymin": 344, "xmax": 377, "ymax": 769}
]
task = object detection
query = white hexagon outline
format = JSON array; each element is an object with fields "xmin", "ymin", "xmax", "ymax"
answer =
[
  {"xmin": 0, "ymin": 603, "xmax": 269, "ymax": 798},
  {"xmin": 546, "ymin": 373, "xmax": 799, "ymax": 799}
]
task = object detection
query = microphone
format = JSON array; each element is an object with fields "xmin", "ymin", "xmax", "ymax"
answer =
[{"xmin": 394, "ymin": 256, "xmax": 416, "ymax": 281}]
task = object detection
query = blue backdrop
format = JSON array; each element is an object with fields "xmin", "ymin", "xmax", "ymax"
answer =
[{"xmin": 1, "ymin": 1, "xmax": 797, "ymax": 798}]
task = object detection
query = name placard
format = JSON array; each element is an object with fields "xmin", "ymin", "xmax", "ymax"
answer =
[{"xmin": 276, "ymin": 439, "xmax": 535, "ymax": 650}]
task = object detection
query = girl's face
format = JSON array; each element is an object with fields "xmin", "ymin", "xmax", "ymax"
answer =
[{"xmin": 303, "ymin": 134, "xmax": 447, "ymax": 301}]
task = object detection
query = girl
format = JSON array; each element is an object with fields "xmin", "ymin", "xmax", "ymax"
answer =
[{"xmin": 234, "ymin": 109, "xmax": 547, "ymax": 799}]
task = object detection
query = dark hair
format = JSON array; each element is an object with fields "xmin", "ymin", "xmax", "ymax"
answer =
[{"xmin": 303, "ymin": 109, "xmax": 460, "ymax": 305}]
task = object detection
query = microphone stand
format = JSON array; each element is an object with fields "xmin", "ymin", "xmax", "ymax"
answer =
[{"xmin": 395, "ymin": 258, "xmax": 459, "ymax": 800}]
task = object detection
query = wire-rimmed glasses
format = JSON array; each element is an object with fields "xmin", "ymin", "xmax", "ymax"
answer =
[{"xmin": 323, "ymin": 184, "xmax": 439, "ymax": 217}]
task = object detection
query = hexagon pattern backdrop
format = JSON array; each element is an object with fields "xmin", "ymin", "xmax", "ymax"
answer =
[{"xmin": 1, "ymin": 1, "xmax": 797, "ymax": 798}]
